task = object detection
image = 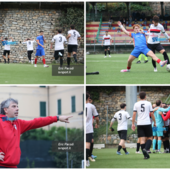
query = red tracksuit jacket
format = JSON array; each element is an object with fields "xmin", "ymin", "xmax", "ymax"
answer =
[
  {"xmin": 161, "ymin": 110, "xmax": 170, "ymax": 121},
  {"xmin": 0, "ymin": 115, "xmax": 58, "ymax": 168}
]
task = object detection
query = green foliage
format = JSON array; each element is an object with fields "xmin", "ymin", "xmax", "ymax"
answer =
[
  {"xmin": 57, "ymin": 6, "xmax": 84, "ymax": 35},
  {"xmin": 96, "ymin": 3, "xmax": 106, "ymax": 12},
  {"xmin": 131, "ymin": 2, "xmax": 152, "ymax": 12},
  {"xmin": 108, "ymin": 3, "xmax": 126, "ymax": 13}
]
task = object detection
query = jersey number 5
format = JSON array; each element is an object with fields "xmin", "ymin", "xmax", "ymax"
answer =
[
  {"xmin": 119, "ymin": 113, "xmax": 122, "ymax": 120},
  {"xmin": 141, "ymin": 104, "xmax": 145, "ymax": 112}
]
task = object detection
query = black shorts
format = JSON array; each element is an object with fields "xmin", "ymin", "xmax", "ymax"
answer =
[
  {"xmin": 163, "ymin": 126, "xmax": 169, "ymax": 138},
  {"xmin": 147, "ymin": 43, "xmax": 164, "ymax": 53},
  {"xmin": 118, "ymin": 130, "xmax": 127, "ymax": 140},
  {"xmin": 137, "ymin": 124, "xmax": 152, "ymax": 138},
  {"xmin": 27, "ymin": 50, "xmax": 33, "ymax": 55},
  {"xmin": 104, "ymin": 46, "xmax": 110, "ymax": 50},
  {"xmin": 54, "ymin": 50, "xmax": 64, "ymax": 60},
  {"xmin": 3, "ymin": 50, "xmax": 10, "ymax": 56},
  {"xmin": 68, "ymin": 45, "xmax": 77, "ymax": 53},
  {"xmin": 86, "ymin": 133, "xmax": 93, "ymax": 143}
]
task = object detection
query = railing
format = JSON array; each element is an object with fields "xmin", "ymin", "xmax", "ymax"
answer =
[{"xmin": 95, "ymin": 16, "xmax": 102, "ymax": 43}]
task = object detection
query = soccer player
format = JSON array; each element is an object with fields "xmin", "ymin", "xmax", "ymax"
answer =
[
  {"xmin": 110, "ymin": 103, "xmax": 132, "ymax": 155},
  {"xmin": 117, "ymin": 21, "xmax": 168, "ymax": 72},
  {"xmin": 152, "ymin": 100, "xmax": 170, "ymax": 153},
  {"xmin": 0, "ymin": 98, "xmax": 72, "ymax": 168},
  {"xmin": 67, "ymin": 25, "xmax": 81, "ymax": 67},
  {"xmin": 22, "ymin": 38, "xmax": 36, "ymax": 63},
  {"xmin": 101, "ymin": 31, "xmax": 112, "ymax": 58},
  {"xmin": 136, "ymin": 53, "xmax": 148, "ymax": 64},
  {"xmin": 34, "ymin": 31, "xmax": 49, "ymax": 67},
  {"xmin": 86, "ymin": 93, "xmax": 99, "ymax": 167},
  {"xmin": 51, "ymin": 29, "xmax": 67, "ymax": 67},
  {"xmin": 0, "ymin": 37, "xmax": 13, "ymax": 64},
  {"xmin": 147, "ymin": 15, "xmax": 170, "ymax": 72},
  {"xmin": 132, "ymin": 91, "xmax": 156, "ymax": 159}
]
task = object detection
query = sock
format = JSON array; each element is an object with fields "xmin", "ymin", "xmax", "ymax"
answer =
[
  {"xmin": 73, "ymin": 54, "xmax": 77, "ymax": 62},
  {"xmin": 86, "ymin": 149, "xmax": 90, "ymax": 160},
  {"xmin": 145, "ymin": 139, "xmax": 152, "ymax": 151},
  {"xmin": 123, "ymin": 148, "xmax": 127, "ymax": 153},
  {"xmin": 90, "ymin": 143, "xmax": 94, "ymax": 156},
  {"xmin": 117, "ymin": 145, "xmax": 122, "ymax": 152},
  {"xmin": 42, "ymin": 58, "xmax": 46, "ymax": 65},
  {"xmin": 138, "ymin": 54, "xmax": 142, "ymax": 61},
  {"xmin": 163, "ymin": 51, "xmax": 169, "ymax": 64},
  {"xmin": 60, "ymin": 58, "xmax": 63, "ymax": 66},
  {"xmin": 166, "ymin": 140, "xmax": 169, "ymax": 150},
  {"xmin": 127, "ymin": 67, "xmax": 131, "ymax": 70},
  {"xmin": 105, "ymin": 51, "xmax": 107, "ymax": 56},
  {"xmin": 67, "ymin": 57, "xmax": 71, "ymax": 66},
  {"xmin": 153, "ymin": 139, "xmax": 156, "ymax": 150},
  {"xmin": 144, "ymin": 55, "xmax": 148, "ymax": 61},
  {"xmin": 8, "ymin": 58, "xmax": 9, "ymax": 63},
  {"xmin": 141, "ymin": 144, "xmax": 145, "ymax": 155},
  {"xmin": 152, "ymin": 59, "xmax": 156, "ymax": 68},
  {"xmin": 35, "ymin": 58, "xmax": 37, "ymax": 64},
  {"xmin": 136, "ymin": 143, "xmax": 140, "ymax": 152},
  {"xmin": 158, "ymin": 140, "xmax": 162, "ymax": 150},
  {"xmin": 156, "ymin": 59, "xmax": 161, "ymax": 64},
  {"xmin": 4, "ymin": 59, "xmax": 6, "ymax": 63},
  {"xmin": 108, "ymin": 50, "xmax": 110, "ymax": 55},
  {"xmin": 163, "ymin": 141, "xmax": 166, "ymax": 150}
]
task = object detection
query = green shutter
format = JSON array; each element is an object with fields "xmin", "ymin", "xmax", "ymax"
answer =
[
  {"xmin": 71, "ymin": 96, "xmax": 76, "ymax": 113},
  {"xmin": 40, "ymin": 101, "xmax": 46, "ymax": 117},
  {"xmin": 58, "ymin": 99, "xmax": 61, "ymax": 115}
]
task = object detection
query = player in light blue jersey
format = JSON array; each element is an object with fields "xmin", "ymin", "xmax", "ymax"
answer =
[
  {"xmin": 34, "ymin": 31, "xmax": 49, "ymax": 68},
  {"xmin": 117, "ymin": 21, "xmax": 168, "ymax": 72},
  {"xmin": 152, "ymin": 100, "xmax": 170, "ymax": 153}
]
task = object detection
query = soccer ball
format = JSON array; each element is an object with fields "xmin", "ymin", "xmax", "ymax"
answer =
[{"xmin": 166, "ymin": 64, "xmax": 170, "ymax": 72}]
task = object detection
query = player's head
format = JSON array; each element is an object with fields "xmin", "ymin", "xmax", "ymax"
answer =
[
  {"xmin": 27, "ymin": 38, "xmax": 30, "ymax": 40},
  {"xmin": 5, "ymin": 38, "xmax": 8, "ymax": 40},
  {"xmin": 89, "ymin": 96, "xmax": 93, "ymax": 104},
  {"xmin": 70, "ymin": 25, "xmax": 75, "ymax": 30},
  {"xmin": 156, "ymin": 100, "xmax": 162, "ymax": 106},
  {"xmin": 139, "ymin": 91, "xmax": 146, "ymax": 100},
  {"xmin": 120, "ymin": 103, "xmax": 126, "ymax": 110},
  {"xmin": 162, "ymin": 103, "xmax": 167, "ymax": 107},
  {"xmin": 57, "ymin": 29, "xmax": 62, "ymax": 34},
  {"xmin": 153, "ymin": 15, "xmax": 159, "ymax": 26},
  {"xmin": 152, "ymin": 103, "xmax": 156, "ymax": 109},
  {"xmin": 86, "ymin": 93, "xmax": 90, "ymax": 102},
  {"xmin": 0, "ymin": 98, "xmax": 18, "ymax": 118},
  {"xmin": 105, "ymin": 31, "xmax": 108, "ymax": 35},
  {"xmin": 133, "ymin": 24, "xmax": 140, "ymax": 33},
  {"xmin": 40, "ymin": 31, "xmax": 44, "ymax": 35}
]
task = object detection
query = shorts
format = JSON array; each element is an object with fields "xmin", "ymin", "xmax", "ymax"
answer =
[
  {"xmin": 104, "ymin": 46, "xmax": 110, "ymax": 50},
  {"xmin": 27, "ymin": 50, "xmax": 33, "ymax": 55},
  {"xmin": 131, "ymin": 46, "xmax": 150, "ymax": 58},
  {"xmin": 86, "ymin": 133, "xmax": 93, "ymax": 143},
  {"xmin": 3, "ymin": 50, "xmax": 10, "ymax": 56},
  {"xmin": 54, "ymin": 50, "xmax": 64, "ymax": 60},
  {"xmin": 147, "ymin": 43, "xmax": 164, "ymax": 53},
  {"xmin": 153, "ymin": 130, "xmax": 163, "ymax": 137},
  {"xmin": 118, "ymin": 130, "xmax": 127, "ymax": 140},
  {"xmin": 35, "ymin": 48, "xmax": 45, "ymax": 56},
  {"xmin": 162, "ymin": 126, "xmax": 169, "ymax": 138},
  {"xmin": 68, "ymin": 45, "xmax": 77, "ymax": 53},
  {"xmin": 137, "ymin": 124, "xmax": 152, "ymax": 138}
]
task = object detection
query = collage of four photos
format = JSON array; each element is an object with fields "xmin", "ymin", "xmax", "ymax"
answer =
[{"xmin": 0, "ymin": 0, "xmax": 170, "ymax": 169}]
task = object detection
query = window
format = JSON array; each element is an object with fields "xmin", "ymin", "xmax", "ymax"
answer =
[
  {"xmin": 58, "ymin": 99, "xmax": 62, "ymax": 115},
  {"xmin": 40, "ymin": 101, "xmax": 46, "ymax": 117},
  {"xmin": 71, "ymin": 96, "xmax": 76, "ymax": 113}
]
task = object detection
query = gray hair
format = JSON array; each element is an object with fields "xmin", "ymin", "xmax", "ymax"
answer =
[{"xmin": 0, "ymin": 98, "xmax": 18, "ymax": 115}]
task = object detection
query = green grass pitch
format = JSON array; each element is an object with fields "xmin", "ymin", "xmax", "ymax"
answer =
[
  {"xmin": 0, "ymin": 63, "xmax": 84, "ymax": 84},
  {"xmin": 88, "ymin": 148, "xmax": 170, "ymax": 168},
  {"xmin": 86, "ymin": 53, "xmax": 170, "ymax": 84}
]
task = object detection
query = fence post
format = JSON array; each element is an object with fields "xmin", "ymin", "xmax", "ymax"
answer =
[{"xmin": 106, "ymin": 105, "xmax": 108, "ymax": 144}]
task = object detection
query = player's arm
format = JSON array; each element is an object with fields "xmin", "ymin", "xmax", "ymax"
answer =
[
  {"xmin": 161, "ymin": 26, "xmax": 170, "ymax": 42},
  {"xmin": 101, "ymin": 37, "xmax": 104, "ymax": 46},
  {"xmin": 50, "ymin": 38, "xmax": 54, "ymax": 49},
  {"xmin": 9, "ymin": 37, "xmax": 13, "ymax": 41},
  {"xmin": 0, "ymin": 37, "xmax": 4, "ymax": 41},
  {"xmin": 161, "ymin": 110, "xmax": 170, "ymax": 121},
  {"xmin": 150, "ymin": 111, "xmax": 156, "ymax": 127},
  {"xmin": 132, "ymin": 111, "xmax": 137, "ymax": 131},
  {"xmin": 117, "ymin": 21, "xmax": 129, "ymax": 36},
  {"xmin": 109, "ymin": 117, "xmax": 116, "ymax": 131},
  {"xmin": 92, "ymin": 105, "xmax": 99, "ymax": 128},
  {"xmin": 36, "ymin": 39, "xmax": 44, "ymax": 48},
  {"xmin": 67, "ymin": 34, "xmax": 71, "ymax": 40},
  {"xmin": 42, "ymin": 35, "xmax": 46, "ymax": 43},
  {"xmin": 159, "ymin": 107, "xmax": 170, "ymax": 113}
]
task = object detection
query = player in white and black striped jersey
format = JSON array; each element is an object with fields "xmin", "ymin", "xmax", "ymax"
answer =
[
  {"xmin": 51, "ymin": 29, "xmax": 67, "ymax": 67},
  {"xmin": 22, "ymin": 39, "xmax": 36, "ymax": 63},
  {"xmin": 110, "ymin": 103, "xmax": 132, "ymax": 155},
  {"xmin": 147, "ymin": 15, "xmax": 170, "ymax": 72},
  {"xmin": 132, "ymin": 91, "xmax": 156, "ymax": 159},
  {"xmin": 86, "ymin": 93, "xmax": 99, "ymax": 167}
]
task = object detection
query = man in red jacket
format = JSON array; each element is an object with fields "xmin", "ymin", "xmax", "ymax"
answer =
[{"xmin": 0, "ymin": 98, "xmax": 72, "ymax": 168}]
